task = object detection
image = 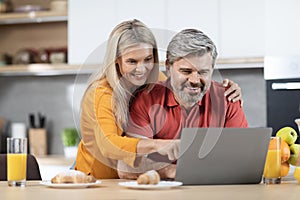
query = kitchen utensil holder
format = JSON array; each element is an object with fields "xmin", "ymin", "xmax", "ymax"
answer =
[{"xmin": 29, "ymin": 128, "xmax": 47, "ymax": 156}]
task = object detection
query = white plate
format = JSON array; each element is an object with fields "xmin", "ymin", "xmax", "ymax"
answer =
[
  {"xmin": 40, "ymin": 180, "xmax": 102, "ymax": 188},
  {"xmin": 118, "ymin": 181, "xmax": 183, "ymax": 190}
]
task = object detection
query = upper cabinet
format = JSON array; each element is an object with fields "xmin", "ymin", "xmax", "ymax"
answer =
[
  {"xmin": 68, "ymin": 0, "xmax": 166, "ymax": 65},
  {"xmin": 165, "ymin": 0, "xmax": 265, "ymax": 59},
  {"xmin": 265, "ymin": 0, "xmax": 300, "ymax": 56},
  {"xmin": 68, "ymin": 0, "xmax": 264, "ymax": 69},
  {"xmin": 218, "ymin": 0, "xmax": 265, "ymax": 58},
  {"xmin": 165, "ymin": 0, "xmax": 219, "ymax": 49}
]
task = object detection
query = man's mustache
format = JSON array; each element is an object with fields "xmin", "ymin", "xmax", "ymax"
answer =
[{"xmin": 184, "ymin": 82, "xmax": 205, "ymax": 90}]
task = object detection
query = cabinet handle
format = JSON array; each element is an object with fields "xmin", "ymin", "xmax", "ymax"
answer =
[{"xmin": 271, "ymin": 82, "xmax": 300, "ymax": 90}]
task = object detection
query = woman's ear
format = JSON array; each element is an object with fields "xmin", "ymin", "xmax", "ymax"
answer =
[{"xmin": 165, "ymin": 60, "xmax": 171, "ymax": 77}]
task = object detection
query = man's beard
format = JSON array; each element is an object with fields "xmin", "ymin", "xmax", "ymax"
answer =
[{"xmin": 171, "ymin": 80, "xmax": 210, "ymax": 107}]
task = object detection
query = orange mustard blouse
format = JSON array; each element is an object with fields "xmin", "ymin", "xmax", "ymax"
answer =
[{"xmin": 75, "ymin": 71, "xmax": 167, "ymax": 179}]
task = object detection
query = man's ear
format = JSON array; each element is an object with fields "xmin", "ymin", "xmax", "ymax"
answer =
[{"xmin": 165, "ymin": 60, "xmax": 171, "ymax": 77}]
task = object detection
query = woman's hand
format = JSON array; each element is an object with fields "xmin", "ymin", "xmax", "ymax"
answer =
[
  {"xmin": 157, "ymin": 164, "xmax": 176, "ymax": 179},
  {"xmin": 222, "ymin": 79, "xmax": 243, "ymax": 106},
  {"xmin": 156, "ymin": 139, "xmax": 180, "ymax": 161}
]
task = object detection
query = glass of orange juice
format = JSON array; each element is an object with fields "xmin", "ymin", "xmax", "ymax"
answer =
[
  {"xmin": 263, "ymin": 137, "xmax": 281, "ymax": 184},
  {"xmin": 7, "ymin": 137, "xmax": 27, "ymax": 187}
]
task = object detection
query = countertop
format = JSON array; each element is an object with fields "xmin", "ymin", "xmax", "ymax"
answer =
[{"xmin": 1, "ymin": 179, "xmax": 300, "ymax": 200}]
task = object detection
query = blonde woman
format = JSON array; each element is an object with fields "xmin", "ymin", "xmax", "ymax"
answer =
[{"xmin": 75, "ymin": 19, "xmax": 242, "ymax": 179}]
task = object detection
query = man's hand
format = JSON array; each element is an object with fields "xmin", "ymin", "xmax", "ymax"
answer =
[{"xmin": 222, "ymin": 79, "xmax": 243, "ymax": 106}]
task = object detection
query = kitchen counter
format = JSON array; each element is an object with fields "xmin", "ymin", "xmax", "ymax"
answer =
[{"xmin": 1, "ymin": 179, "xmax": 300, "ymax": 200}]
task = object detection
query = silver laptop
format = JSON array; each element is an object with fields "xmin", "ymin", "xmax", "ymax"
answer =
[{"xmin": 175, "ymin": 127, "xmax": 272, "ymax": 185}]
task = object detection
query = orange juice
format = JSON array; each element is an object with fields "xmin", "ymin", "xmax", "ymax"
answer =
[
  {"xmin": 263, "ymin": 150, "xmax": 281, "ymax": 178},
  {"xmin": 7, "ymin": 153, "xmax": 27, "ymax": 181}
]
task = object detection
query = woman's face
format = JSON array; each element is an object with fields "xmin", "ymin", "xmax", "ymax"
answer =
[{"xmin": 116, "ymin": 43, "xmax": 154, "ymax": 88}]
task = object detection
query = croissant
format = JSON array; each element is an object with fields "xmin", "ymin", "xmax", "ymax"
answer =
[
  {"xmin": 137, "ymin": 170, "xmax": 160, "ymax": 185},
  {"xmin": 51, "ymin": 170, "xmax": 97, "ymax": 184}
]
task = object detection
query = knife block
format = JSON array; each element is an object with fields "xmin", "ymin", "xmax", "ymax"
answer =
[{"xmin": 29, "ymin": 128, "xmax": 47, "ymax": 156}]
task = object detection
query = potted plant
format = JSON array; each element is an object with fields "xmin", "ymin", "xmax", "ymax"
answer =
[{"xmin": 62, "ymin": 128, "xmax": 80, "ymax": 158}]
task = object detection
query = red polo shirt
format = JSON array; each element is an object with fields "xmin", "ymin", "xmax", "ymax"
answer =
[{"xmin": 127, "ymin": 79, "xmax": 248, "ymax": 139}]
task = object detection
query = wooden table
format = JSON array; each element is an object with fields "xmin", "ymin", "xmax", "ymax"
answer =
[{"xmin": 1, "ymin": 179, "xmax": 300, "ymax": 200}]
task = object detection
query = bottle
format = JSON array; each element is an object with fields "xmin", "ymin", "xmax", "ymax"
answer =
[{"xmin": 0, "ymin": 0, "xmax": 13, "ymax": 13}]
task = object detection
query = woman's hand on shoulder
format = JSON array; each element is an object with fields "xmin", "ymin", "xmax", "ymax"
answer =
[{"xmin": 222, "ymin": 79, "xmax": 243, "ymax": 106}]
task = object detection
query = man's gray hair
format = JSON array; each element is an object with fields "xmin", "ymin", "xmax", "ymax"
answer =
[{"xmin": 166, "ymin": 29, "xmax": 218, "ymax": 67}]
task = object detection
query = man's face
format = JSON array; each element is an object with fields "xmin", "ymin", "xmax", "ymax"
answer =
[{"xmin": 168, "ymin": 53, "xmax": 213, "ymax": 108}]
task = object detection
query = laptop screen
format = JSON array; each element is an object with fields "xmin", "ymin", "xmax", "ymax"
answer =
[{"xmin": 175, "ymin": 127, "xmax": 272, "ymax": 185}]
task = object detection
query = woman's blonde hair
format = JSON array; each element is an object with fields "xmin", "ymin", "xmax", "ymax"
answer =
[{"xmin": 87, "ymin": 19, "xmax": 159, "ymax": 128}]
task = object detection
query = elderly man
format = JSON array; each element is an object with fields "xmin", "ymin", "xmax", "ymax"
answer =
[{"xmin": 118, "ymin": 28, "xmax": 248, "ymax": 179}]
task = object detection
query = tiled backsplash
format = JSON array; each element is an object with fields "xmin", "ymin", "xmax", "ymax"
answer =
[
  {"xmin": 0, "ymin": 68, "xmax": 266, "ymax": 154},
  {"xmin": 0, "ymin": 74, "xmax": 89, "ymax": 154}
]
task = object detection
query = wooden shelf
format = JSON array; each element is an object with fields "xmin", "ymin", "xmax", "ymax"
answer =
[
  {"xmin": 0, "ymin": 57, "xmax": 264, "ymax": 76},
  {"xmin": 215, "ymin": 57, "xmax": 264, "ymax": 69},
  {"xmin": 0, "ymin": 11, "xmax": 68, "ymax": 25},
  {"xmin": 0, "ymin": 64, "xmax": 98, "ymax": 76},
  {"xmin": 159, "ymin": 57, "xmax": 264, "ymax": 71}
]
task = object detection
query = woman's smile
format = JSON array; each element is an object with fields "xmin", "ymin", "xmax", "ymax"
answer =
[{"xmin": 117, "ymin": 43, "xmax": 154, "ymax": 88}]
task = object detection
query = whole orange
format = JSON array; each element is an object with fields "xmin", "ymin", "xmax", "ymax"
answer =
[
  {"xmin": 281, "ymin": 162, "xmax": 290, "ymax": 177},
  {"xmin": 268, "ymin": 137, "xmax": 280, "ymax": 150},
  {"xmin": 281, "ymin": 141, "xmax": 291, "ymax": 163}
]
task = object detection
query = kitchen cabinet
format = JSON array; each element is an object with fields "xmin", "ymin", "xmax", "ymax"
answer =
[
  {"xmin": 68, "ymin": 0, "xmax": 115, "ymax": 65},
  {"xmin": 68, "ymin": 0, "xmax": 264, "ymax": 69},
  {"xmin": 68, "ymin": 0, "xmax": 166, "ymax": 65},
  {"xmin": 165, "ymin": 0, "xmax": 265, "ymax": 59},
  {"xmin": 219, "ymin": 0, "xmax": 265, "ymax": 58},
  {"xmin": 0, "ymin": 10, "xmax": 73, "ymax": 76},
  {"xmin": 265, "ymin": 0, "xmax": 300, "ymax": 56},
  {"xmin": 165, "ymin": 0, "xmax": 219, "ymax": 48},
  {"xmin": 69, "ymin": 0, "xmax": 219, "ymax": 65}
]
